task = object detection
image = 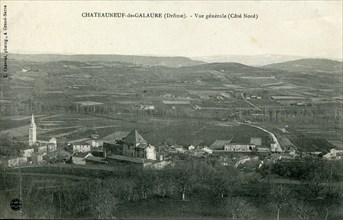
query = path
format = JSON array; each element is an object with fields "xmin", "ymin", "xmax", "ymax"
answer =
[
  {"xmin": 240, "ymin": 122, "xmax": 283, "ymax": 152},
  {"xmin": 241, "ymin": 93, "xmax": 262, "ymax": 111}
]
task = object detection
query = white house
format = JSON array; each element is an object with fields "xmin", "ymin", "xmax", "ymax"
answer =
[
  {"xmin": 73, "ymin": 142, "xmax": 92, "ymax": 153},
  {"xmin": 187, "ymin": 145, "xmax": 195, "ymax": 151},
  {"xmin": 146, "ymin": 145, "xmax": 157, "ymax": 160},
  {"xmin": 203, "ymin": 147, "xmax": 213, "ymax": 154},
  {"xmin": 224, "ymin": 144, "xmax": 256, "ymax": 152},
  {"xmin": 91, "ymin": 140, "xmax": 100, "ymax": 148},
  {"xmin": 49, "ymin": 137, "xmax": 57, "ymax": 145}
]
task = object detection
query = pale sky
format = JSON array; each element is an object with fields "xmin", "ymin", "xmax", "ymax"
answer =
[{"xmin": 1, "ymin": 1, "xmax": 342, "ymax": 59}]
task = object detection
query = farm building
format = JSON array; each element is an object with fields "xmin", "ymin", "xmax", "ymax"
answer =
[
  {"xmin": 224, "ymin": 144, "xmax": 256, "ymax": 152},
  {"xmin": 210, "ymin": 140, "xmax": 232, "ymax": 150}
]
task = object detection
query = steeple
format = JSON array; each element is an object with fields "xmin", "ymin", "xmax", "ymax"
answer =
[
  {"xmin": 31, "ymin": 114, "xmax": 35, "ymax": 125},
  {"xmin": 29, "ymin": 114, "xmax": 37, "ymax": 146}
]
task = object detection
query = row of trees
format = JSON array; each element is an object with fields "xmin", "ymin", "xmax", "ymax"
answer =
[{"xmin": 1, "ymin": 157, "xmax": 342, "ymax": 219}]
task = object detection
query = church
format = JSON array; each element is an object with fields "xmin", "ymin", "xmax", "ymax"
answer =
[
  {"xmin": 29, "ymin": 114, "xmax": 37, "ymax": 146},
  {"xmin": 26, "ymin": 114, "xmax": 57, "ymax": 157},
  {"xmin": 3, "ymin": 114, "xmax": 58, "ymax": 167}
]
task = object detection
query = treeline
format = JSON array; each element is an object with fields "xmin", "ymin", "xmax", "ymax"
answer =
[
  {"xmin": 82, "ymin": 105, "xmax": 343, "ymax": 124},
  {"xmin": 243, "ymin": 107, "xmax": 343, "ymax": 123},
  {"xmin": 0, "ymin": 158, "xmax": 342, "ymax": 219},
  {"xmin": 262, "ymin": 158, "xmax": 343, "ymax": 181}
]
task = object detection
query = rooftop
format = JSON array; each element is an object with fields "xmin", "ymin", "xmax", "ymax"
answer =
[
  {"xmin": 72, "ymin": 142, "xmax": 91, "ymax": 146},
  {"xmin": 210, "ymin": 140, "xmax": 232, "ymax": 150},
  {"xmin": 107, "ymin": 155, "xmax": 148, "ymax": 164},
  {"xmin": 136, "ymin": 143, "xmax": 148, "ymax": 149},
  {"xmin": 72, "ymin": 152, "xmax": 90, "ymax": 158},
  {"xmin": 69, "ymin": 138, "xmax": 91, "ymax": 144},
  {"xmin": 85, "ymin": 156, "xmax": 108, "ymax": 164},
  {"xmin": 123, "ymin": 130, "xmax": 147, "ymax": 145},
  {"xmin": 99, "ymin": 131, "xmax": 130, "ymax": 143}
]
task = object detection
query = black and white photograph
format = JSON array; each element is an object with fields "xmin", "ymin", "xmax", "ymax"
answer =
[{"xmin": 0, "ymin": 0, "xmax": 342, "ymax": 219}]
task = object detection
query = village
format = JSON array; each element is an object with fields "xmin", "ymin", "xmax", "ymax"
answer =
[{"xmin": 1, "ymin": 114, "xmax": 342, "ymax": 172}]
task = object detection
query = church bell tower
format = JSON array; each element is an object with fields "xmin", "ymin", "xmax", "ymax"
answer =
[{"xmin": 29, "ymin": 114, "xmax": 37, "ymax": 146}]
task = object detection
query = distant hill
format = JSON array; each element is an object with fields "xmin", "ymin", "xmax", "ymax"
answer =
[
  {"xmin": 264, "ymin": 59, "xmax": 343, "ymax": 74},
  {"xmin": 192, "ymin": 54, "xmax": 306, "ymax": 66},
  {"xmin": 181, "ymin": 62, "xmax": 262, "ymax": 72},
  {"xmin": 5, "ymin": 54, "xmax": 205, "ymax": 68}
]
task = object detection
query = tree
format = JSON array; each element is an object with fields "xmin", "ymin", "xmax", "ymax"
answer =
[
  {"xmin": 209, "ymin": 166, "xmax": 240, "ymax": 198},
  {"xmin": 267, "ymin": 184, "xmax": 295, "ymax": 220},
  {"xmin": 167, "ymin": 164, "xmax": 197, "ymax": 201},
  {"xmin": 226, "ymin": 197, "xmax": 258, "ymax": 219},
  {"xmin": 314, "ymin": 186, "xmax": 342, "ymax": 220},
  {"xmin": 292, "ymin": 200, "xmax": 317, "ymax": 220},
  {"xmin": 113, "ymin": 177, "xmax": 136, "ymax": 202},
  {"xmin": 301, "ymin": 159, "xmax": 330, "ymax": 198},
  {"xmin": 134, "ymin": 170, "xmax": 155, "ymax": 199},
  {"xmin": 88, "ymin": 180, "xmax": 118, "ymax": 219},
  {"xmin": 154, "ymin": 170, "xmax": 173, "ymax": 198}
]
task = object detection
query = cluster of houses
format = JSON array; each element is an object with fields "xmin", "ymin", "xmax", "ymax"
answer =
[
  {"xmin": 70, "ymin": 131, "xmax": 273, "ymax": 170},
  {"xmin": 323, "ymin": 148, "xmax": 343, "ymax": 160},
  {"xmin": 1, "ymin": 114, "xmax": 342, "ymax": 170},
  {"xmin": 70, "ymin": 129, "xmax": 171, "ymax": 170}
]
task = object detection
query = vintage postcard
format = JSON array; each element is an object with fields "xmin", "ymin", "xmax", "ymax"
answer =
[{"xmin": 0, "ymin": 0, "xmax": 342, "ymax": 219}]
